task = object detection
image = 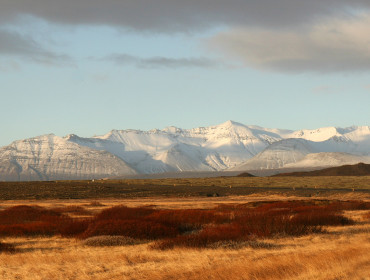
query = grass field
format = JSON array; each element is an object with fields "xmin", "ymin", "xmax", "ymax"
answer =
[
  {"xmin": 0, "ymin": 176, "xmax": 370, "ymax": 200},
  {"xmin": 0, "ymin": 177, "xmax": 369, "ymax": 279}
]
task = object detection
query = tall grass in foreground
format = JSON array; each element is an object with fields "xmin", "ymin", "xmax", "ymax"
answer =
[
  {"xmin": 1, "ymin": 229, "xmax": 369, "ymax": 280},
  {"xmin": 0, "ymin": 200, "xmax": 368, "ymax": 249}
]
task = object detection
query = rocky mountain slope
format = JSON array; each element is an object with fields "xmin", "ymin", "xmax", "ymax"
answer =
[{"xmin": 0, "ymin": 134, "xmax": 136, "ymax": 181}]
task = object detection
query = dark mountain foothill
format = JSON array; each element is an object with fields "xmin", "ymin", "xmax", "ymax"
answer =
[{"xmin": 273, "ymin": 163, "xmax": 370, "ymax": 177}]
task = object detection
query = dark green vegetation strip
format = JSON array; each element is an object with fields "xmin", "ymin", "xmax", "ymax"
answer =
[{"xmin": 0, "ymin": 176, "xmax": 369, "ymax": 200}]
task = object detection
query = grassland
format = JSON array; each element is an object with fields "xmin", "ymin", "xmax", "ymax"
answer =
[
  {"xmin": 0, "ymin": 176, "xmax": 369, "ymax": 200},
  {"xmin": 0, "ymin": 176, "xmax": 369, "ymax": 279},
  {"xmin": 1, "ymin": 225, "xmax": 369, "ymax": 280}
]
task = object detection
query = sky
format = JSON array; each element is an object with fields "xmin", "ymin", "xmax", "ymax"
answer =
[{"xmin": 1, "ymin": 0, "xmax": 370, "ymax": 146}]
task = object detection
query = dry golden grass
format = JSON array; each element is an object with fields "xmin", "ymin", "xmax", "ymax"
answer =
[
  {"xmin": 1, "ymin": 227, "xmax": 369, "ymax": 280},
  {"xmin": 1, "ymin": 191, "xmax": 368, "ymax": 213},
  {"xmin": 125, "ymin": 175, "xmax": 370, "ymax": 189},
  {"xmin": 82, "ymin": 235, "xmax": 144, "ymax": 247},
  {"xmin": 1, "ymin": 199, "xmax": 369, "ymax": 280}
]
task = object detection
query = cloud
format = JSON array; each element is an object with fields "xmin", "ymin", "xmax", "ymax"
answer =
[
  {"xmin": 1, "ymin": 1, "xmax": 370, "ymax": 32},
  {"xmin": 206, "ymin": 14, "xmax": 370, "ymax": 73},
  {"xmin": 104, "ymin": 54, "xmax": 222, "ymax": 69},
  {"xmin": 2, "ymin": 1, "xmax": 370, "ymax": 73},
  {"xmin": 91, "ymin": 74, "xmax": 109, "ymax": 83},
  {"xmin": 312, "ymin": 86, "xmax": 335, "ymax": 94},
  {"xmin": 0, "ymin": 29, "xmax": 72, "ymax": 65},
  {"xmin": 0, "ymin": 60, "xmax": 20, "ymax": 72}
]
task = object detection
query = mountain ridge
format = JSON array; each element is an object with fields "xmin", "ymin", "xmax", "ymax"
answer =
[{"xmin": 1, "ymin": 121, "xmax": 369, "ymax": 181}]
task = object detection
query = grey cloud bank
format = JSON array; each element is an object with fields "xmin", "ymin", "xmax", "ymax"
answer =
[
  {"xmin": 1, "ymin": 1, "xmax": 370, "ymax": 72},
  {"xmin": 0, "ymin": 29, "xmax": 71, "ymax": 66},
  {"xmin": 1, "ymin": 0, "xmax": 370, "ymax": 32},
  {"xmin": 206, "ymin": 15, "xmax": 370, "ymax": 73},
  {"xmin": 105, "ymin": 54, "xmax": 222, "ymax": 69}
]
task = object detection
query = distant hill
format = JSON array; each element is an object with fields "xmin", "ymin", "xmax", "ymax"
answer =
[
  {"xmin": 273, "ymin": 163, "xmax": 370, "ymax": 177},
  {"xmin": 237, "ymin": 172, "xmax": 256, "ymax": 177}
]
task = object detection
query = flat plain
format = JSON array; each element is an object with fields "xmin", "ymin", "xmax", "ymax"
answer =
[{"xmin": 0, "ymin": 176, "xmax": 369, "ymax": 280}]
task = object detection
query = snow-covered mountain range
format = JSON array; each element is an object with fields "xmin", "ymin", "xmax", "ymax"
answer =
[{"xmin": 1, "ymin": 121, "xmax": 370, "ymax": 180}]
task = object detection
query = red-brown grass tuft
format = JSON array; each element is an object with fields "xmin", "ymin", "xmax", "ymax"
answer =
[
  {"xmin": 0, "ymin": 221, "xmax": 62, "ymax": 236},
  {"xmin": 0, "ymin": 205, "xmax": 63, "ymax": 225},
  {"xmin": 52, "ymin": 205, "xmax": 92, "ymax": 216},
  {"xmin": 326, "ymin": 200, "xmax": 370, "ymax": 211},
  {"xmin": 362, "ymin": 211, "xmax": 370, "ymax": 220},
  {"xmin": 0, "ymin": 200, "xmax": 363, "ymax": 247},
  {"xmin": 146, "ymin": 209, "xmax": 228, "ymax": 233},
  {"xmin": 0, "ymin": 205, "xmax": 69, "ymax": 237},
  {"xmin": 80, "ymin": 219, "xmax": 179, "ymax": 240},
  {"xmin": 59, "ymin": 219, "xmax": 91, "ymax": 237},
  {"xmin": 95, "ymin": 205, "xmax": 156, "ymax": 221},
  {"xmin": 291, "ymin": 212, "xmax": 353, "ymax": 227},
  {"xmin": 153, "ymin": 224, "xmax": 245, "ymax": 249},
  {"xmin": 87, "ymin": 201, "xmax": 105, "ymax": 207}
]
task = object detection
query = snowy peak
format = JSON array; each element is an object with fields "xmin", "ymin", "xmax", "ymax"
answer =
[
  {"xmin": 289, "ymin": 127, "xmax": 341, "ymax": 142},
  {"xmin": 162, "ymin": 126, "xmax": 183, "ymax": 134},
  {"xmin": 79, "ymin": 120, "xmax": 285, "ymax": 173},
  {"xmin": 289, "ymin": 125, "xmax": 370, "ymax": 144},
  {"xmin": 196, "ymin": 120, "xmax": 268, "ymax": 140},
  {"xmin": 1, "ymin": 121, "xmax": 369, "ymax": 180}
]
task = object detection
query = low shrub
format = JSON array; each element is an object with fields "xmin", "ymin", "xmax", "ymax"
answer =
[
  {"xmin": 95, "ymin": 206, "xmax": 156, "ymax": 221},
  {"xmin": 52, "ymin": 205, "xmax": 92, "ymax": 216},
  {"xmin": 82, "ymin": 235, "xmax": 143, "ymax": 247},
  {"xmin": 0, "ymin": 221, "xmax": 61, "ymax": 236},
  {"xmin": 87, "ymin": 201, "xmax": 105, "ymax": 207},
  {"xmin": 80, "ymin": 219, "xmax": 179, "ymax": 240},
  {"xmin": 208, "ymin": 240, "xmax": 278, "ymax": 250},
  {"xmin": 254, "ymin": 201, "xmax": 303, "ymax": 212},
  {"xmin": 153, "ymin": 224, "xmax": 245, "ymax": 249},
  {"xmin": 237, "ymin": 213, "xmax": 321, "ymax": 237},
  {"xmin": 0, "ymin": 200, "xmax": 362, "ymax": 247},
  {"xmin": 0, "ymin": 205, "xmax": 70, "ymax": 237},
  {"xmin": 0, "ymin": 205, "xmax": 63, "ymax": 225},
  {"xmin": 146, "ymin": 209, "xmax": 227, "ymax": 233},
  {"xmin": 59, "ymin": 219, "xmax": 91, "ymax": 237},
  {"xmin": 291, "ymin": 212, "xmax": 354, "ymax": 227},
  {"xmin": 362, "ymin": 211, "xmax": 370, "ymax": 220},
  {"xmin": 327, "ymin": 200, "xmax": 370, "ymax": 211}
]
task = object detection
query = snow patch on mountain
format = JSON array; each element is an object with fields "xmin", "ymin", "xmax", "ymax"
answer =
[
  {"xmin": 230, "ymin": 139, "xmax": 316, "ymax": 171},
  {"xmin": 284, "ymin": 152, "xmax": 370, "ymax": 169}
]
